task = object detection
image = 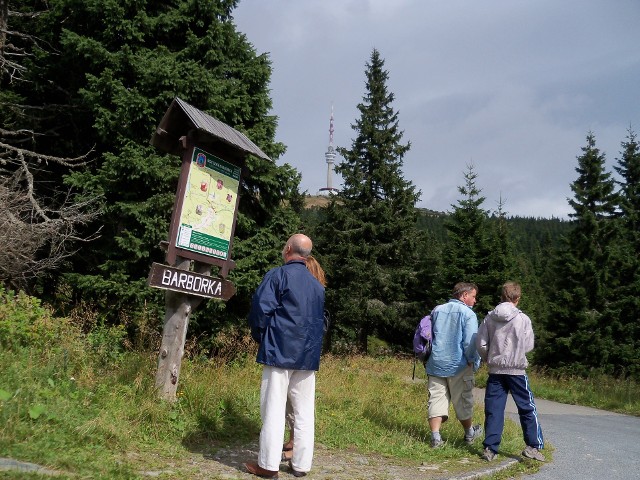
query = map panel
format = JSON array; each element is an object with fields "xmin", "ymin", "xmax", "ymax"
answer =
[{"xmin": 175, "ymin": 147, "xmax": 240, "ymax": 260}]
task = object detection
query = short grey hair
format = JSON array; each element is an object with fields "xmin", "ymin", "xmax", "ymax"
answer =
[{"xmin": 452, "ymin": 282, "xmax": 478, "ymax": 299}]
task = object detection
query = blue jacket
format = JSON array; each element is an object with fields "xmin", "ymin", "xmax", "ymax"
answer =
[
  {"xmin": 249, "ymin": 260, "xmax": 325, "ymax": 371},
  {"xmin": 425, "ymin": 299, "xmax": 480, "ymax": 377}
]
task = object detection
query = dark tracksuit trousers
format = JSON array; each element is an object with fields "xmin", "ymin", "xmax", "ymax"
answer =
[{"xmin": 483, "ymin": 373, "xmax": 544, "ymax": 453}]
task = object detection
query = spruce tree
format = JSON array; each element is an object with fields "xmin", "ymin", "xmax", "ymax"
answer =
[
  {"xmin": 487, "ymin": 198, "xmax": 517, "ymax": 297},
  {"xmin": 437, "ymin": 163, "xmax": 495, "ymax": 314},
  {"xmin": 609, "ymin": 129, "xmax": 640, "ymax": 377},
  {"xmin": 516, "ymin": 228, "xmax": 555, "ymax": 347},
  {"xmin": 540, "ymin": 132, "xmax": 619, "ymax": 374},
  {"xmin": 488, "ymin": 199, "xmax": 550, "ymax": 332},
  {"xmin": 615, "ymin": 129, "xmax": 640, "ymax": 242},
  {"xmin": 12, "ymin": 0, "xmax": 301, "ymax": 331},
  {"xmin": 315, "ymin": 49, "xmax": 429, "ymax": 353}
]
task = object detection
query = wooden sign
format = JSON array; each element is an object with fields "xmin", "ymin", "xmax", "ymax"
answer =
[
  {"xmin": 149, "ymin": 98, "xmax": 271, "ymax": 401},
  {"xmin": 147, "ymin": 262, "xmax": 235, "ymax": 300}
]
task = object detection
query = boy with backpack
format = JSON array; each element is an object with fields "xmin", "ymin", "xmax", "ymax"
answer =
[{"xmin": 476, "ymin": 281, "xmax": 545, "ymax": 462}]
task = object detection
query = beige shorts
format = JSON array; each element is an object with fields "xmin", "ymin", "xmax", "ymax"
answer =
[{"xmin": 427, "ymin": 365, "xmax": 475, "ymax": 421}]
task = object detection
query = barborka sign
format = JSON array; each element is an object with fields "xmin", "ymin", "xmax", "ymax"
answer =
[{"xmin": 147, "ymin": 263, "xmax": 236, "ymax": 300}]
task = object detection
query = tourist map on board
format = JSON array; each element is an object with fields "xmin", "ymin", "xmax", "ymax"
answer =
[{"xmin": 175, "ymin": 148, "xmax": 240, "ymax": 260}]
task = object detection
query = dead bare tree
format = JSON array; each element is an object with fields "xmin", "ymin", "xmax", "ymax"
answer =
[
  {"xmin": 0, "ymin": 2, "xmax": 100, "ymax": 293},
  {"xmin": 1, "ymin": 0, "xmax": 38, "ymax": 83},
  {"xmin": 0, "ymin": 143, "xmax": 101, "ymax": 291}
]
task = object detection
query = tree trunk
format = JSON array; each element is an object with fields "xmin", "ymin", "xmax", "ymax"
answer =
[
  {"xmin": 0, "ymin": 0, "xmax": 7, "ymax": 53},
  {"xmin": 358, "ymin": 323, "xmax": 368, "ymax": 354}
]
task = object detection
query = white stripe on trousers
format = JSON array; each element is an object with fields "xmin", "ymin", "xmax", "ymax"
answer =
[{"xmin": 258, "ymin": 366, "xmax": 316, "ymax": 472}]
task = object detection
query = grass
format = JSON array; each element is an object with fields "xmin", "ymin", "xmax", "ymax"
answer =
[
  {"xmin": 318, "ymin": 356, "xmax": 478, "ymax": 454},
  {"xmin": 0, "ymin": 328, "xmax": 517, "ymax": 479},
  {"xmin": 1, "ymin": 290, "xmax": 638, "ymax": 478},
  {"xmin": 0, "ymin": 344, "xmax": 538, "ymax": 479},
  {"xmin": 527, "ymin": 370, "xmax": 640, "ymax": 415}
]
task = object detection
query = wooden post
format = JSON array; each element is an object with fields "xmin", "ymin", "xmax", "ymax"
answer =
[{"xmin": 155, "ymin": 257, "xmax": 210, "ymax": 401}]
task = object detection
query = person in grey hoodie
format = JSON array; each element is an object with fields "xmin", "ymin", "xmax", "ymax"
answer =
[{"xmin": 476, "ymin": 282, "xmax": 545, "ymax": 462}]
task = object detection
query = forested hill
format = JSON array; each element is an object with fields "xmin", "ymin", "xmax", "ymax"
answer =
[
  {"xmin": 2, "ymin": 0, "xmax": 635, "ymax": 384},
  {"xmin": 416, "ymin": 208, "xmax": 573, "ymax": 253},
  {"xmin": 304, "ymin": 197, "xmax": 573, "ymax": 258}
]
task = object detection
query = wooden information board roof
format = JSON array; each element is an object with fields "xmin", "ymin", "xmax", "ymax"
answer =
[{"xmin": 150, "ymin": 97, "xmax": 271, "ymax": 162}]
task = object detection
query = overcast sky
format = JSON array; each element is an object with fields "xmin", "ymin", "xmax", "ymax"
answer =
[{"xmin": 233, "ymin": 0, "xmax": 640, "ymax": 219}]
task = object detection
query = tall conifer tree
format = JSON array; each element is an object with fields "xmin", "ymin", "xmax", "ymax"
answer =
[
  {"xmin": 540, "ymin": 132, "xmax": 619, "ymax": 373},
  {"xmin": 487, "ymin": 198, "xmax": 517, "ymax": 304},
  {"xmin": 609, "ymin": 129, "xmax": 640, "ymax": 376},
  {"xmin": 315, "ymin": 49, "xmax": 428, "ymax": 353},
  {"xmin": 437, "ymin": 164, "xmax": 495, "ymax": 314},
  {"xmin": 615, "ymin": 129, "xmax": 640, "ymax": 243}
]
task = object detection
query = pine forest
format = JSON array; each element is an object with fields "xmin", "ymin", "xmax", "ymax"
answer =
[{"xmin": 1, "ymin": 0, "xmax": 639, "ymax": 380}]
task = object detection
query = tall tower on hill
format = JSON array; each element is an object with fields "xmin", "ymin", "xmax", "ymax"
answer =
[{"xmin": 319, "ymin": 105, "xmax": 339, "ymax": 194}]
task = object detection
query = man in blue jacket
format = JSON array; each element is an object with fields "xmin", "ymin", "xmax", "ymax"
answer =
[
  {"xmin": 245, "ymin": 234, "xmax": 325, "ymax": 479},
  {"xmin": 426, "ymin": 282, "xmax": 482, "ymax": 448}
]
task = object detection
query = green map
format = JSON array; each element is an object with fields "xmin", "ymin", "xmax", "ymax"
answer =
[{"xmin": 175, "ymin": 148, "xmax": 240, "ymax": 260}]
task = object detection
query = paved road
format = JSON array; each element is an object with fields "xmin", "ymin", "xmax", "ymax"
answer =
[{"xmin": 473, "ymin": 388, "xmax": 640, "ymax": 480}]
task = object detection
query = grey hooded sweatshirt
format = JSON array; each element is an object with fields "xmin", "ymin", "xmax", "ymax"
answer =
[{"xmin": 476, "ymin": 302, "xmax": 534, "ymax": 375}]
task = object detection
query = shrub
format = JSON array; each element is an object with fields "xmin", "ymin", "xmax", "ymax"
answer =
[{"xmin": 0, "ymin": 287, "xmax": 80, "ymax": 351}]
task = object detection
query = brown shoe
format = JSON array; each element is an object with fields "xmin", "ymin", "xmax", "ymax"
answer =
[
  {"xmin": 244, "ymin": 462, "xmax": 279, "ymax": 479},
  {"xmin": 288, "ymin": 460, "xmax": 307, "ymax": 477}
]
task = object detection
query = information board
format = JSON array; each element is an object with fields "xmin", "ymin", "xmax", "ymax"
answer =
[{"xmin": 174, "ymin": 147, "xmax": 240, "ymax": 260}]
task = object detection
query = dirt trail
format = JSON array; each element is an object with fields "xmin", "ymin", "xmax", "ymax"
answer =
[{"xmin": 133, "ymin": 441, "xmax": 517, "ymax": 480}]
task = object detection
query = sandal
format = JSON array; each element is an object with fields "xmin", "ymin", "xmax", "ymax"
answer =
[{"xmin": 281, "ymin": 450, "xmax": 293, "ymax": 462}]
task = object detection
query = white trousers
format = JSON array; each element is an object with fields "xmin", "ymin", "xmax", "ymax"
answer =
[{"xmin": 258, "ymin": 366, "xmax": 316, "ymax": 472}]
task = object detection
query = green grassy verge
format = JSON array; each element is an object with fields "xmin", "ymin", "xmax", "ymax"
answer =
[
  {"xmin": 2, "ymin": 345, "xmax": 539, "ymax": 479},
  {"xmin": 529, "ymin": 370, "xmax": 640, "ymax": 415},
  {"xmin": 5, "ymin": 288, "xmax": 638, "ymax": 478}
]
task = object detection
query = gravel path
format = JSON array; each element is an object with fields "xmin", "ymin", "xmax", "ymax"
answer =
[
  {"xmin": 138, "ymin": 441, "xmax": 517, "ymax": 480},
  {"xmin": 1, "ymin": 440, "xmax": 518, "ymax": 480}
]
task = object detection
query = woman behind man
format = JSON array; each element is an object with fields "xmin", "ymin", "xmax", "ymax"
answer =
[{"xmin": 305, "ymin": 255, "xmax": 326, "ymax": 289}]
